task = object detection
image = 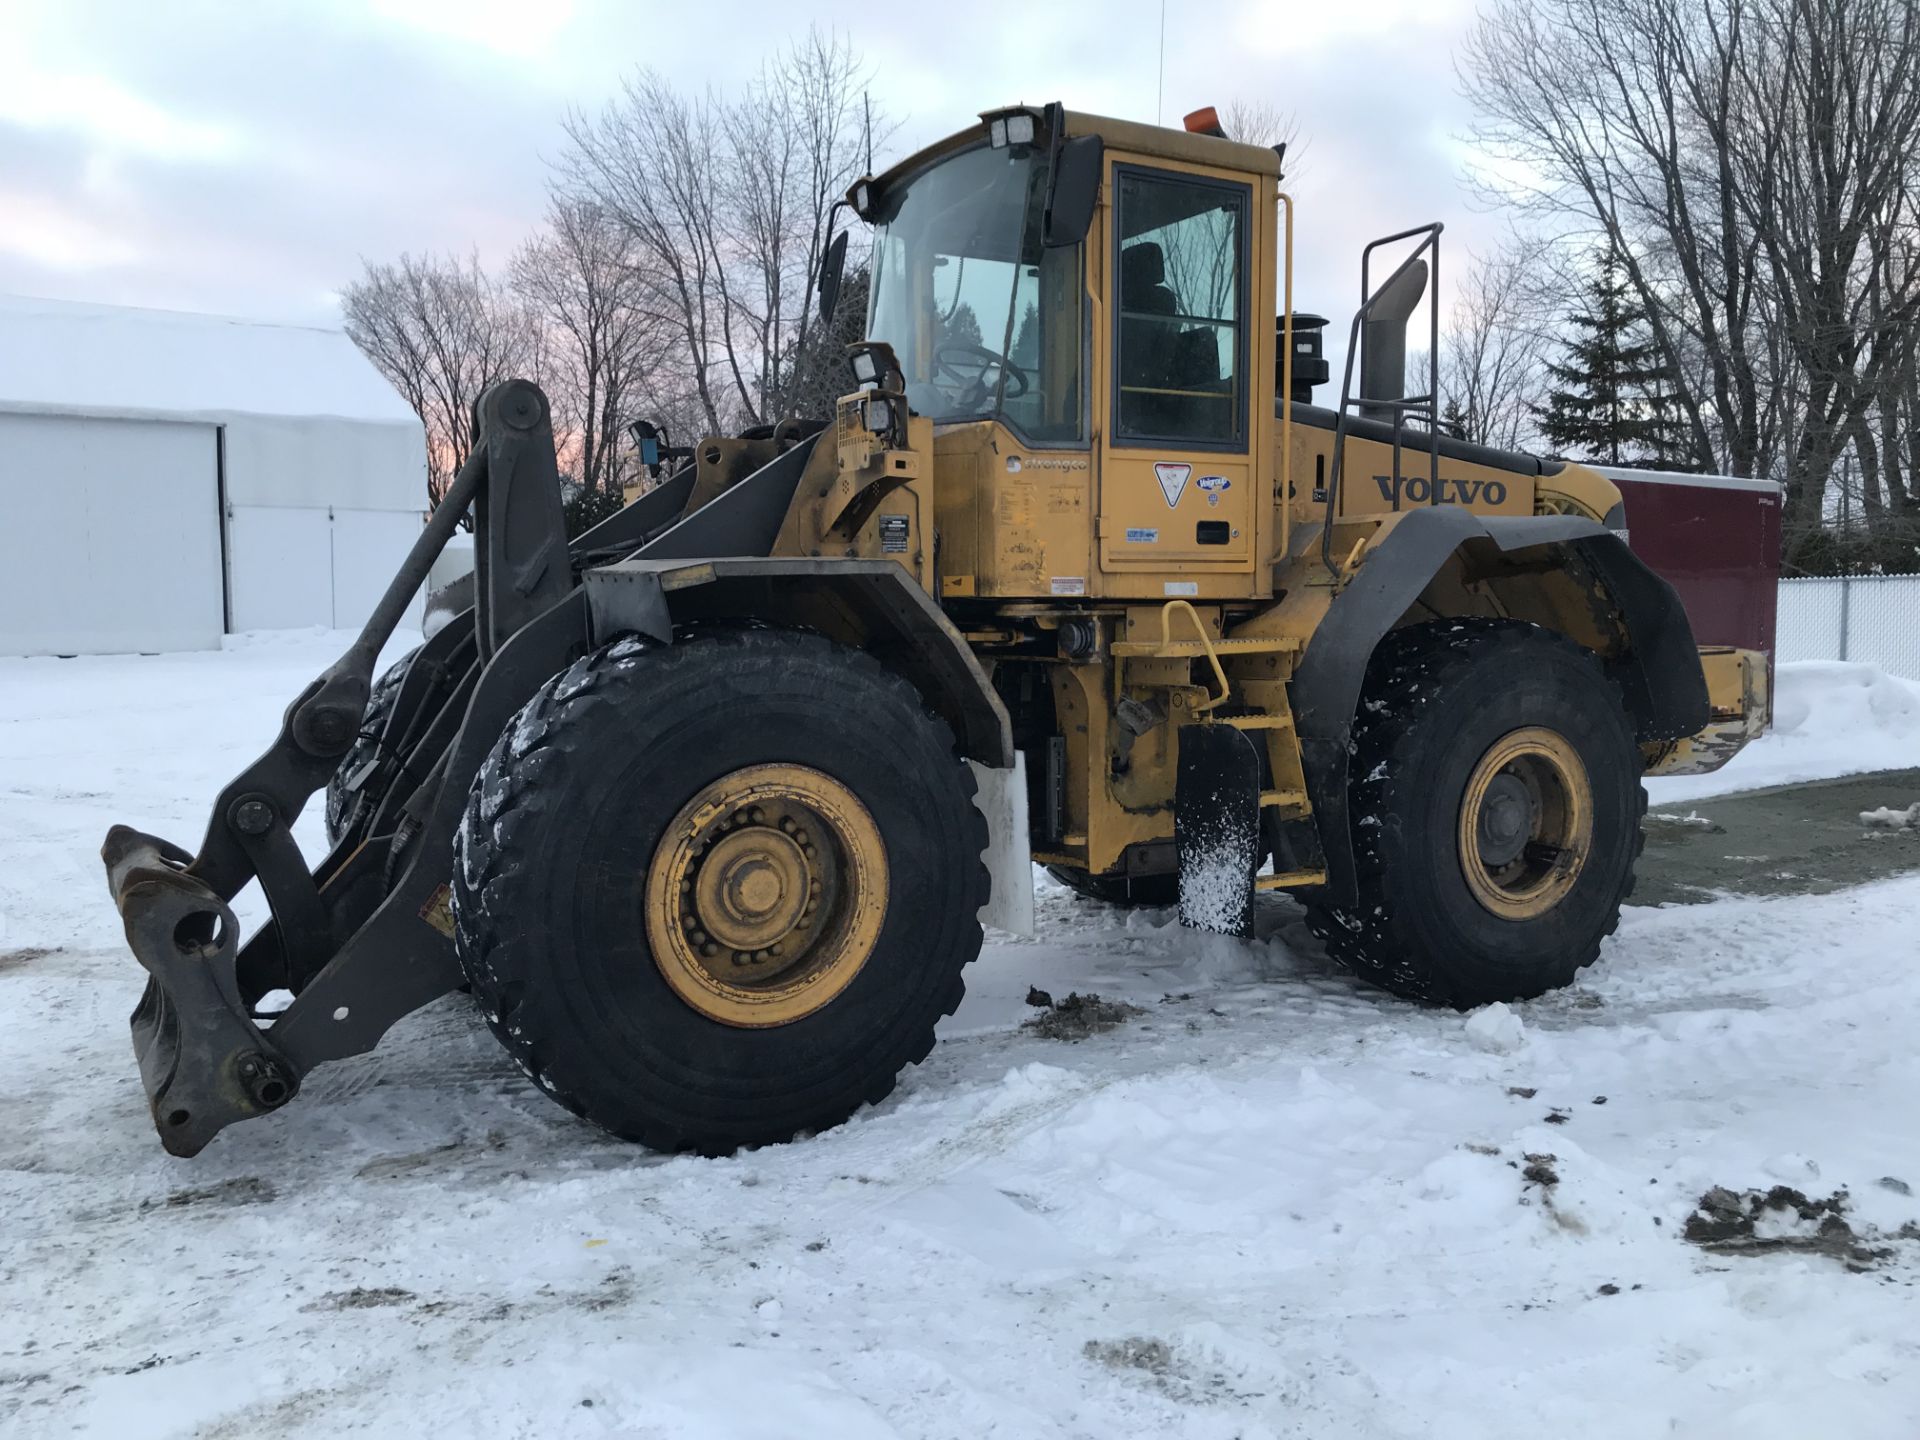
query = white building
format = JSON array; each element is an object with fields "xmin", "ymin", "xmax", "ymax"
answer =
[{"xmin": 0, "ymin": 294, "xmax": 428, "ymax": 656}]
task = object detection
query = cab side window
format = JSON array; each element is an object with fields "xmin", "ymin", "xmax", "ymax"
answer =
[{"xmin": 1113, "ymin": 168, "xmax": 1249, "ymax": 449}]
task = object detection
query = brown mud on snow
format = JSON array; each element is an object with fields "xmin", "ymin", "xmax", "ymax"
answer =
[
  {"xmin": 0, "ymin": 946, "xmax": 57, "ymax": 974},
  {"xmin": 1684, "ymin": 1185, "xmax": 1920, "ymax": 1271},
  {"xmin": 1024, "ymin": 992, "xmax": 1145, "ymax": 1041}
]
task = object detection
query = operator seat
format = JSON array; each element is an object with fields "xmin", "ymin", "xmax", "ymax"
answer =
[{"xmin": 1121, "ymin": 242, "xmax": 1180, "ymax": 431}]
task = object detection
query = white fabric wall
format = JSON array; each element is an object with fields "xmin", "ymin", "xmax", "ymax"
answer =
[
  {"xmin": 220, "ymin": 413, "xmax": 427, "ymax": 634},
  {"xmin": 0, "ymin": 412, "xmax": 224, "ymax": 655},
  {"xmin": 222, "ymin": 413, "xmax": 425, "ymax": 513},
  {"xmin": 225, "ymin": 505, "xmax": 425, "ymax": 633},
  {"xmin": 0, "ymin": 297, "xmax": 431, "ymax": 651}
]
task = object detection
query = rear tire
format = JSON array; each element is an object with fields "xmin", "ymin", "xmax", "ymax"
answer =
[
  {"xmin": 324, "ymin": 647, "xmax": 418, "ymax": 846},
  {"xmin": 450, "ymin": 628, "xmax": 989, "ymax": 1153},
  {"xmin": 1044, "ymin": 866, "xmax": 1178, "ymax": 908},
  {"xmin": 1306, "ymin": 620, "xmax": 1644, "ymax": 1008}
]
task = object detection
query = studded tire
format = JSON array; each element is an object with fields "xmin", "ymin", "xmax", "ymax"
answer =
[
  {"xmin": 449, "ymin": 628, "xmax": 990, "ymax": 1154},
  {"xmin": 323, "ymin": 647, "xmax": 419, "ymax": 847},
  {"xmin": 1305, "ymin": 620, "xmax": 1645, "ymax": 1009}
]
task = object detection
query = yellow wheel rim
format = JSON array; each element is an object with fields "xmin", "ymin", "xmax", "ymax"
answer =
[
  {"xmin": 1456, "ymin": 727, "xmax": 1593, "ymax": 921},
  {"xmin": 645, "ymin": 764, "xmax": 887, "ymax": 1028}
]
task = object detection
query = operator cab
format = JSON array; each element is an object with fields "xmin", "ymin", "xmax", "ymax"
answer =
[{"xmin": 863, "ymin": 121, "xmax": 1087, "ymax": 444}]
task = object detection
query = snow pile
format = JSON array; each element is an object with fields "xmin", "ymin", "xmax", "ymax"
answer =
[
  {"xmin": 4, "ymin": 632, "xmax": 1920, "ymax": 1436},
  {"xmin": 1648, "ymin": 661, "xmax": 1920, "ymax": 803},
  {"xmin": 1860, "ymin": 802, "xmax": 1920, "ymax": 831},
  {"xmin": 1464, "ymin": 1001, "xmax": 1528, "ymax": 1054}
]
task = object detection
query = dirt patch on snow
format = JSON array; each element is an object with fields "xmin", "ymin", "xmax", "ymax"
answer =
[
  {"xmin": 1024, "ymin": 992, "xmax": 1145, "ymax": 1041},
  {"xmin": 1084, "ymin": 1336, "xmax": 1174, "ymax": 1376},
  {"xmin": 304, "ymin": 1286, "xmax": 417, "ymax": 1312},
  {"xmin": 1684, "ymin": 1185, "xmax": 1919, "ymax": 1271},
  {"xmin": 142, "ymin": 1176, "xmax": 277, "ymax": 1211},
  {"xmin": 0, "ymin": 946, "xmax": 57, "ymax": 974}
]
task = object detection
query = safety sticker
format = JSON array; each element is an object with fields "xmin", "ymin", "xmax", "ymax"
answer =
[
  {"xmin": 419, "ymin": 883, "xmax": 456, "ymax": 938},
  {"xmin": 1125, "ymin": 527, "xmax": 1159, "ymax": 544},
  {"xmin": 1050, "ymin": 576, "xmax": 1087, "ymax": 596},
  {"xmin": 1153, "ymin": 462, "xmax": 1191, "ymax": 509},
  {"xmin": 1196, "ymin": 475, "xmax": 1231, "ymax": 507},
  {"xmin": 878, "ymin": 514, "xmax": 910, "ymax": 553},
  {"xmin": 1163, "ymin": 581, "xmax": 1199, "ymax": 597}
]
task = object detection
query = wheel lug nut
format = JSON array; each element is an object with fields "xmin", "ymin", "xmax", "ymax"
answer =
[
  {"xmin": 749, "ymin": 807, "xmax": 766, "ymax": 825},
  {"xmin": 733, "ymin": 951, "xmax": 752, "ymax": 966},
  {"xmin": 701, "ymin": 942, "xmax": 719, "ymax": 958},
  {"xmin": 779, "ymin": 817, "xmax": 796, "ymax": 833},
  {"xmin": 768, "ymin": 943, "xmax": 783, "ymax": 958},
  {"xmin": 691, "ymin": 930, "xmax": 708, "ymax": 947}
]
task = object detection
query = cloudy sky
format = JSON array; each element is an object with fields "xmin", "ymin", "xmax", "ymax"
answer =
[{"xmin": 2, "ymin": 0, "xmax": 1500, "ymax": 338}]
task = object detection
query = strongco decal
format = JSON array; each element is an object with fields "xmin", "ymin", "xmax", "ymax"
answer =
[
  {"xmin": 1195, "ymin": 475, "xmax": 1231, "ymax": 508},
  {"xmin": 1372, "ymin": 474, "xmax": 1510, "ymax": 506}
]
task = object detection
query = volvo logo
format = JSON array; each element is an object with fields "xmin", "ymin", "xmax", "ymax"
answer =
[{"xmin": 1373, "ymin": 474, "xmax": 1510, "ymax": 506}]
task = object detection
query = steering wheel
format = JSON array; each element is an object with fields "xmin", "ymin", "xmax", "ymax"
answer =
[{"xmin": 933, "ymin": 341, "xmax": 1030, "ymax": 401}]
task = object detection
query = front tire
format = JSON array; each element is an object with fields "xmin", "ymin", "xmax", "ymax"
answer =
[
  {"xmin": 450, "ymin": 628, "xmax": 989, "ymax": 1153},
  {"xmin": 1306, "ymin": 620, "xmax": 1645, "ymax": 1008},
  {"xmin": 324, "ymin": 647, "xmax": 418, "ymax": 846}
]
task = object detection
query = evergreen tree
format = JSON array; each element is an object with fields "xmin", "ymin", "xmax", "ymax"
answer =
[{"xmin": 1535, "ymin": 251, "xmax": 1691, "ymax": 468}]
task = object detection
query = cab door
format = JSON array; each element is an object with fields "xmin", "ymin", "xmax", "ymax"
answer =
[{"xmin": 1097, "ymin": 161, "xmax": 1258, "ymax": 591}]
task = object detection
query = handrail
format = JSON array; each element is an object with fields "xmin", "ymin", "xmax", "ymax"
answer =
[
  {"xmin": 1149, "ymin": 600, "xmax": 1231, "ymax": 713},
  {"xmin": 1278, "ymin": 189, "xmax": 1295, "ymax": 564},
  {"xmin": 1320, "ymin": 222, "xmax": 1444, "ymax": 578}
]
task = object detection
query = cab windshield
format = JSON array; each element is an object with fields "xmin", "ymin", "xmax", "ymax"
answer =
[{"xmin": 867, "ymin": 144, "xmax": 1084, "ymax": 443}]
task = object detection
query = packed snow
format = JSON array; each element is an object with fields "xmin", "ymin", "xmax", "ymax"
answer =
[
  {"xmin": 1646, "ymin": 661, "xmax": 1920, "ymax": 805},
  {"xmin": 3, "ymin": 631, "xmax": 1918, "ymax": 1438}
]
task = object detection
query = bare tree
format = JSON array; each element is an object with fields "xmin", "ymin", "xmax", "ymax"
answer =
[
  {"xmin": 341, "ymin": 252, "xmax": 531, "ymax": 508},
  {"xmin": 559, "ymin": 29, "xmax": 880, "ymax": 436},
  {"xmin": 1459, "ymin": 0, "xmax": 1761, "ymax": 479},
  {"xmin": 511, "ymin": 198, "xmax": 661, "ymax": 495},
  {"xmin": 1725, "ymin": 0, "xmax": 1920, "ymax": 547},
  {"xmin": 1218, "ymin": 98, "xmax": 1305, "ymax": 173},
  {"xmin": 1459, "ymin": 0, "xmax": 1920, "ymax": 565},
  {"xmin": 1441, "ymin": 237, "xmax": 1552, "ymax": 450}
]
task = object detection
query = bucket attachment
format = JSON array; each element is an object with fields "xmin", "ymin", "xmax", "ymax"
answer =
[
  {"xmin": 1175, "ymin": 723, "xmax": 1262, "ymax": 937},
  {"xmin": 98, "ymin": 378, "xmax": 826, "ymax": 1156}
]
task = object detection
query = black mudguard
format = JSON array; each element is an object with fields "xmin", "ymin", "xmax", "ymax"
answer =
[
  {"xmin": 1291, "ymin": 507, "xmax": 1709, "ymax": 909},
  {"xmin": 1175, "ymin": 723, "xmax": 1263, "ymax": 937}
]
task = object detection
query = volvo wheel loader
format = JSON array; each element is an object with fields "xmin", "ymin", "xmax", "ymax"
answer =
[{"xmin": 104, "ymin": 103, "xmax": 1769, "ymax": 1158}]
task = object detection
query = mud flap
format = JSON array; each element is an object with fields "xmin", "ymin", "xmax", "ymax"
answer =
[
  {"xmin": 1176, "ymin": 723, "xmax": 1261, "ymax": 937},
  {"xmin": 968, "ymin": 755, "xmax": 1035, "ymax": 936}
]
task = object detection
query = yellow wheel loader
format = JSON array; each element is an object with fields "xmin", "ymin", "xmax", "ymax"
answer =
[{"xmin": 103, "ymin": 103, "xmax": 1768, "ymax": 1157}]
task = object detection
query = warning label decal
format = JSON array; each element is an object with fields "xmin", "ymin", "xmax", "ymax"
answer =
[{"xmin": 1153, "ymin": 462, "xmax": 1191, "ymax": 509}]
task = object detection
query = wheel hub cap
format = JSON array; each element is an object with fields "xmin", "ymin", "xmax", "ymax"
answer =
[
  {"xmin": 1457, "ymin": 727, "xmax": 1594, "ymax": 921},
  {"xmin": 1475, "ymin": 773, "xmax": 1533, "ymax": 868},
  {"xmin": 646, "ymin": 765, "xmax": 887, "ymax": 1028}
]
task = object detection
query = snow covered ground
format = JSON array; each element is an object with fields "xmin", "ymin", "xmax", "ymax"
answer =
[{"xmin": 3, "ymin": 633, "xmax": 1918, "ymax": 1438}]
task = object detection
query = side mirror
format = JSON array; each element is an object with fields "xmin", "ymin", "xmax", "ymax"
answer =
[
  {"xmin": 1043, "ymin": 135, "xmax": 1103, "ymax": 248},
  {"xmin": 627, "ymin": 417, "xmax": 661, "ymax": 468},
  {"xmin": 818, "ymin": 228, "xmax": 849, "ymax": 325}
]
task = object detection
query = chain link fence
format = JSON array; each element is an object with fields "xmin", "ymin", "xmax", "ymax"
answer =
[{"xmin": 1777, "ymin": 575, "xmax": 1920, "ymax": 680}]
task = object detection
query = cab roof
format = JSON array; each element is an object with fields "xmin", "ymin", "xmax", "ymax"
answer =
[{"xmin": 864, "ymin": 105, "xmax": 1283, "ymax": 199}]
